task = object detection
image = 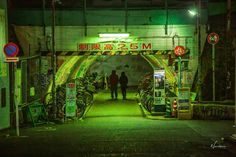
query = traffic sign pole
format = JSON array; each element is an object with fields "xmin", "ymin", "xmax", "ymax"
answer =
[
  {"xmin": 14, "ymin": 62, "xmax": 20, "ymax": 136},
  {"xmin": 3, "ymin": 42, "xmax": 20, "ymax": 136},
  {"xmin": 178, "ymin": 57, "xmax": 182, "ymax": 88},
  {"xmin": 212, "ymin": 44, "xmax": 215, "ymax": 101},
  {"xmin": 207, "ymin": 32, "xmax": 219, "ymax": 101},
  {"xmin": 174, "ymin": 46, "xmax": 185, "ymax": 89}
]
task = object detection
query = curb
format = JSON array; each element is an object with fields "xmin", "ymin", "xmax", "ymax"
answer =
[{"xmin": 138, "ymin": 103, "xmax": 177, "ymax": 120}]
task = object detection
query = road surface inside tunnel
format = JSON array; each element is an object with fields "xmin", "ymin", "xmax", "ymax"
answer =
[
  {"xmin": 0, "ymin": 90, "xmax": 236, "ymax": 157},
  {"xmin": 84, "ymin": 90, "xmax": 142, "ymax": 118}
]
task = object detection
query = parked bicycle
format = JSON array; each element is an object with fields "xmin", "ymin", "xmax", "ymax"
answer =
[
  {"xmin": 136, "ymin": 73, "xmax": 154, "ymax": 113},
  {"xmin": 75, "ymin": 77, "xmax": 94, "ymax": 118},
  {"xmin": 42, "ymin": 75, "xmax": 96, "ymax": 121}
]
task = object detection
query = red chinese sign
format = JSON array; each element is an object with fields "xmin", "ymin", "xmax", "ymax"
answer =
[
  {"xmin": 174, "ymin": 46, "xmax": 186, "ymax": 57},
  {"xmin": 78, "ymin": 43, "xmax": 152, "ymax": 51}
]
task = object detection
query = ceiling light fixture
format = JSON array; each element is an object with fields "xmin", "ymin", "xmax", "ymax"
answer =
[
  {"xmin": 99, "ymin": 33, "xmax": 130, "ymax": 38},
  {"xmin": 188, "ymin": 9, "xmax": 198, "ymax": 16}
]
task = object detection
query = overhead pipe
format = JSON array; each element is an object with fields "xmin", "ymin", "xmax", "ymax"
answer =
[
  {"xmin": 42, "ymin": 0, "xmax": 46, "ymax": 36},
  {"xmin": 51, "ymin": 0, "xmax": 57, "ymax": 119},
  {"xmin": 83, "ymin": 0, "xmax": 87, "ymax": 36},
  {"xmin": 165, "ymin": 0, "xmax": 168, "ymax": 35},
  {"xmin": 226, "ymin": 0, "xmax": 231, "ymax": 33},
  {"xmin": 197, "ymin": 0, "xmax": 202, "ymax": 101},
  {"xmin": 226, "ymin": 0, "xmax": 231, "ymax": 99},
  {"xmin": 125, "ymin": 0, "xmax": 128, "ymax": 32}
]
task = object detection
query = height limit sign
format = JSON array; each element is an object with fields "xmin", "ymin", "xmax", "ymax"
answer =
[{"xmin": 207, "ymin": 32, "xmax": 219, "ymax": 45}]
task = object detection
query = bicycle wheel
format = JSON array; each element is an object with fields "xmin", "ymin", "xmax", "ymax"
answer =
[
  {"xmin": 84, "ymin": 91, "xmax": 93, "ymax": 106},
  {"xmin": 76, "ymin": 97, "xmax": 86, "ymax": 118},
  {"xmin": 146, "ymin": 96, "xmax": 154, "ymax": 113}
]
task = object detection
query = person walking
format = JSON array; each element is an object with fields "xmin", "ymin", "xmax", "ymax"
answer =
[
  {"xmin": 119, "ymin": 72, "xmax": 128, "ymax": 100},
  {"xmin": 109, "ymin": 70, "xmax": 119, "ymax": 100}
]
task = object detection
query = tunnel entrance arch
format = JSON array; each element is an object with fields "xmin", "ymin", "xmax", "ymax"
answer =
[
  {"xmin": 46, "ymin": 52, "xmax": 177, "ymax": 93},
  {"xmin": 43, "ymin": 52, "xmax": 178, "ymax": 112},
  {"xmin": 42, "ymin": 38, "xmax": 194, "ymax": 118}
]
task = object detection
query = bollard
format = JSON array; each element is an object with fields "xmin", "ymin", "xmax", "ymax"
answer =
[
  {"xmin": 172, "ymin": 99, "xmax": 177, "ymax": 118},
  {"xmin": 165, "ymin": 98, "xmax": 171, "ymax": 118}
]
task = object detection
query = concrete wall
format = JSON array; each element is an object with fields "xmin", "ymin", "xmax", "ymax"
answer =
[
  {"xmin": 13, "ymin": 24, "xmax": 207, "ymax": 89},
  {"xmin": 89, "ymin": 56, "xmax": 153, "ymax": 86},
  {"xmin": 9, "ymin": 9, "xmax": 208, "ymax": 26},
  {"xmin": 10, "ymin": 7, "xmax": 209, "ymax": 98},
  {"xmin": 0, "ymin": 0, "xmax": 10, "ymax": 130},
  {"xmin": 192, "ymin": 104, "xmax": 235, "ymax": 120},
  {"xmin": 13, "ymin": 25, "xmax": 205, "ymax": 54}
]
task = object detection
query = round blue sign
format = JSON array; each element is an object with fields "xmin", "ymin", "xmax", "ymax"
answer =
[{"xmin": 3, "ymin": 42, "xmax": 19, "ymax": 57}]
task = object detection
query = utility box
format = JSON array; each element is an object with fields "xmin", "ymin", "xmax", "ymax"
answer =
[{"xmin": 177, "ymin": 88, "xmax": 192, "ymax": 120}]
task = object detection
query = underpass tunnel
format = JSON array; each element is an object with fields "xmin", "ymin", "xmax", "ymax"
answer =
[
  {"xmin": 47, "ymin": 54, "xmax": 177, "ymax": 95},
  {"xmin": 46, "ymin": 54, "xmax": 165, "ymax": 118},
  {"xmin": 50, "ymin": 54, "xmax": 177, "ymax": 88},
  {"xmin": 43, "ymin": 53, "xmax": 179, "ymax": 118},
  {"xmin": 13, "ymin": 25, "xmax": 200, "ymax": 106},
  {"xmin": 11, "ymin": 25, "xmax": 202, "ymax": 121}
]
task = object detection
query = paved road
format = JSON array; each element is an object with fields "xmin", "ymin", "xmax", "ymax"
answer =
[
  {"xmin": 0, "ymin": 91, "xmax": 235, "ymax": 157},
  {"xmin": 85, "ymin": 91, "xmax": 142, "ymax": 118}
]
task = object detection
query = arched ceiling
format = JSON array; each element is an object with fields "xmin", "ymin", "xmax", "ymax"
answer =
[{"xmin": 48, "ymin": 54, "xmax": 176, "ymax": 92}]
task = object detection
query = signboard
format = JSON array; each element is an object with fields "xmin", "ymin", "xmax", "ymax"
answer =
[
  {"xmin": 3, "ymin": 42, "xmax": 19, "ymax": 62},
  {"xmin": 3, "ymin": 42, "xmax": 19, "ymax": 57},
  {"xmin": 153, "ymin": 69, "xmax": 165, "ymax": 106},
  {"xmin": 178, "ymin": 88, "xmax": 190, "ymax": 110},
  {"xmin": 65, "ymin": 82, "xmax": 77, "ymax": 117},
  {"xmin": 207, "ymin": 32, "xmax": 219, "ymax": 45},
  {"xmin": 174, "ymin": 46, "xmax": 186, "ymax": 57},
  {"xmin": 78, "ymin": 43, "xmax": 152, "ymax": 51},
  {"xmin": 4, "ymin": 57, "xmax": 19, "ymax": 62}
]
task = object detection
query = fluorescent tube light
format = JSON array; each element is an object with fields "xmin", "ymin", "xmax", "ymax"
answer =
[{"xmin": 99, "ymin": 33, "xmax": 130, "ymax": 38}]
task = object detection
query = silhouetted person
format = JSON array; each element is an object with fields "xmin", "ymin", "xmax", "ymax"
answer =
[
  {"xmin": 119, "ymin": 72, "xmax": 128, "ymax": 100},
  {"xmin": 109, "ymin": 70, "xmax": 119, "ymax": 100}
]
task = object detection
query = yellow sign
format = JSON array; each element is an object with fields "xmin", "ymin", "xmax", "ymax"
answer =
[{"xmin": 4, "ymin": 57, "xmax": 19, "ymax": 62}]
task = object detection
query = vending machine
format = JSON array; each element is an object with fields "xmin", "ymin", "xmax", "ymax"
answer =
[{"xmin": 153, "ymin": 69, "xmax": 166, "ymax": 113}]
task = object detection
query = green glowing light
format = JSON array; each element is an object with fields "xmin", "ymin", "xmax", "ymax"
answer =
[
  {"xmin": 188, "ymin": 9, "xmax": 198, "ymax": 16},
  {"xmin": 99, "ymin": 33, "xmax": 130, "ymax": 38}
]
